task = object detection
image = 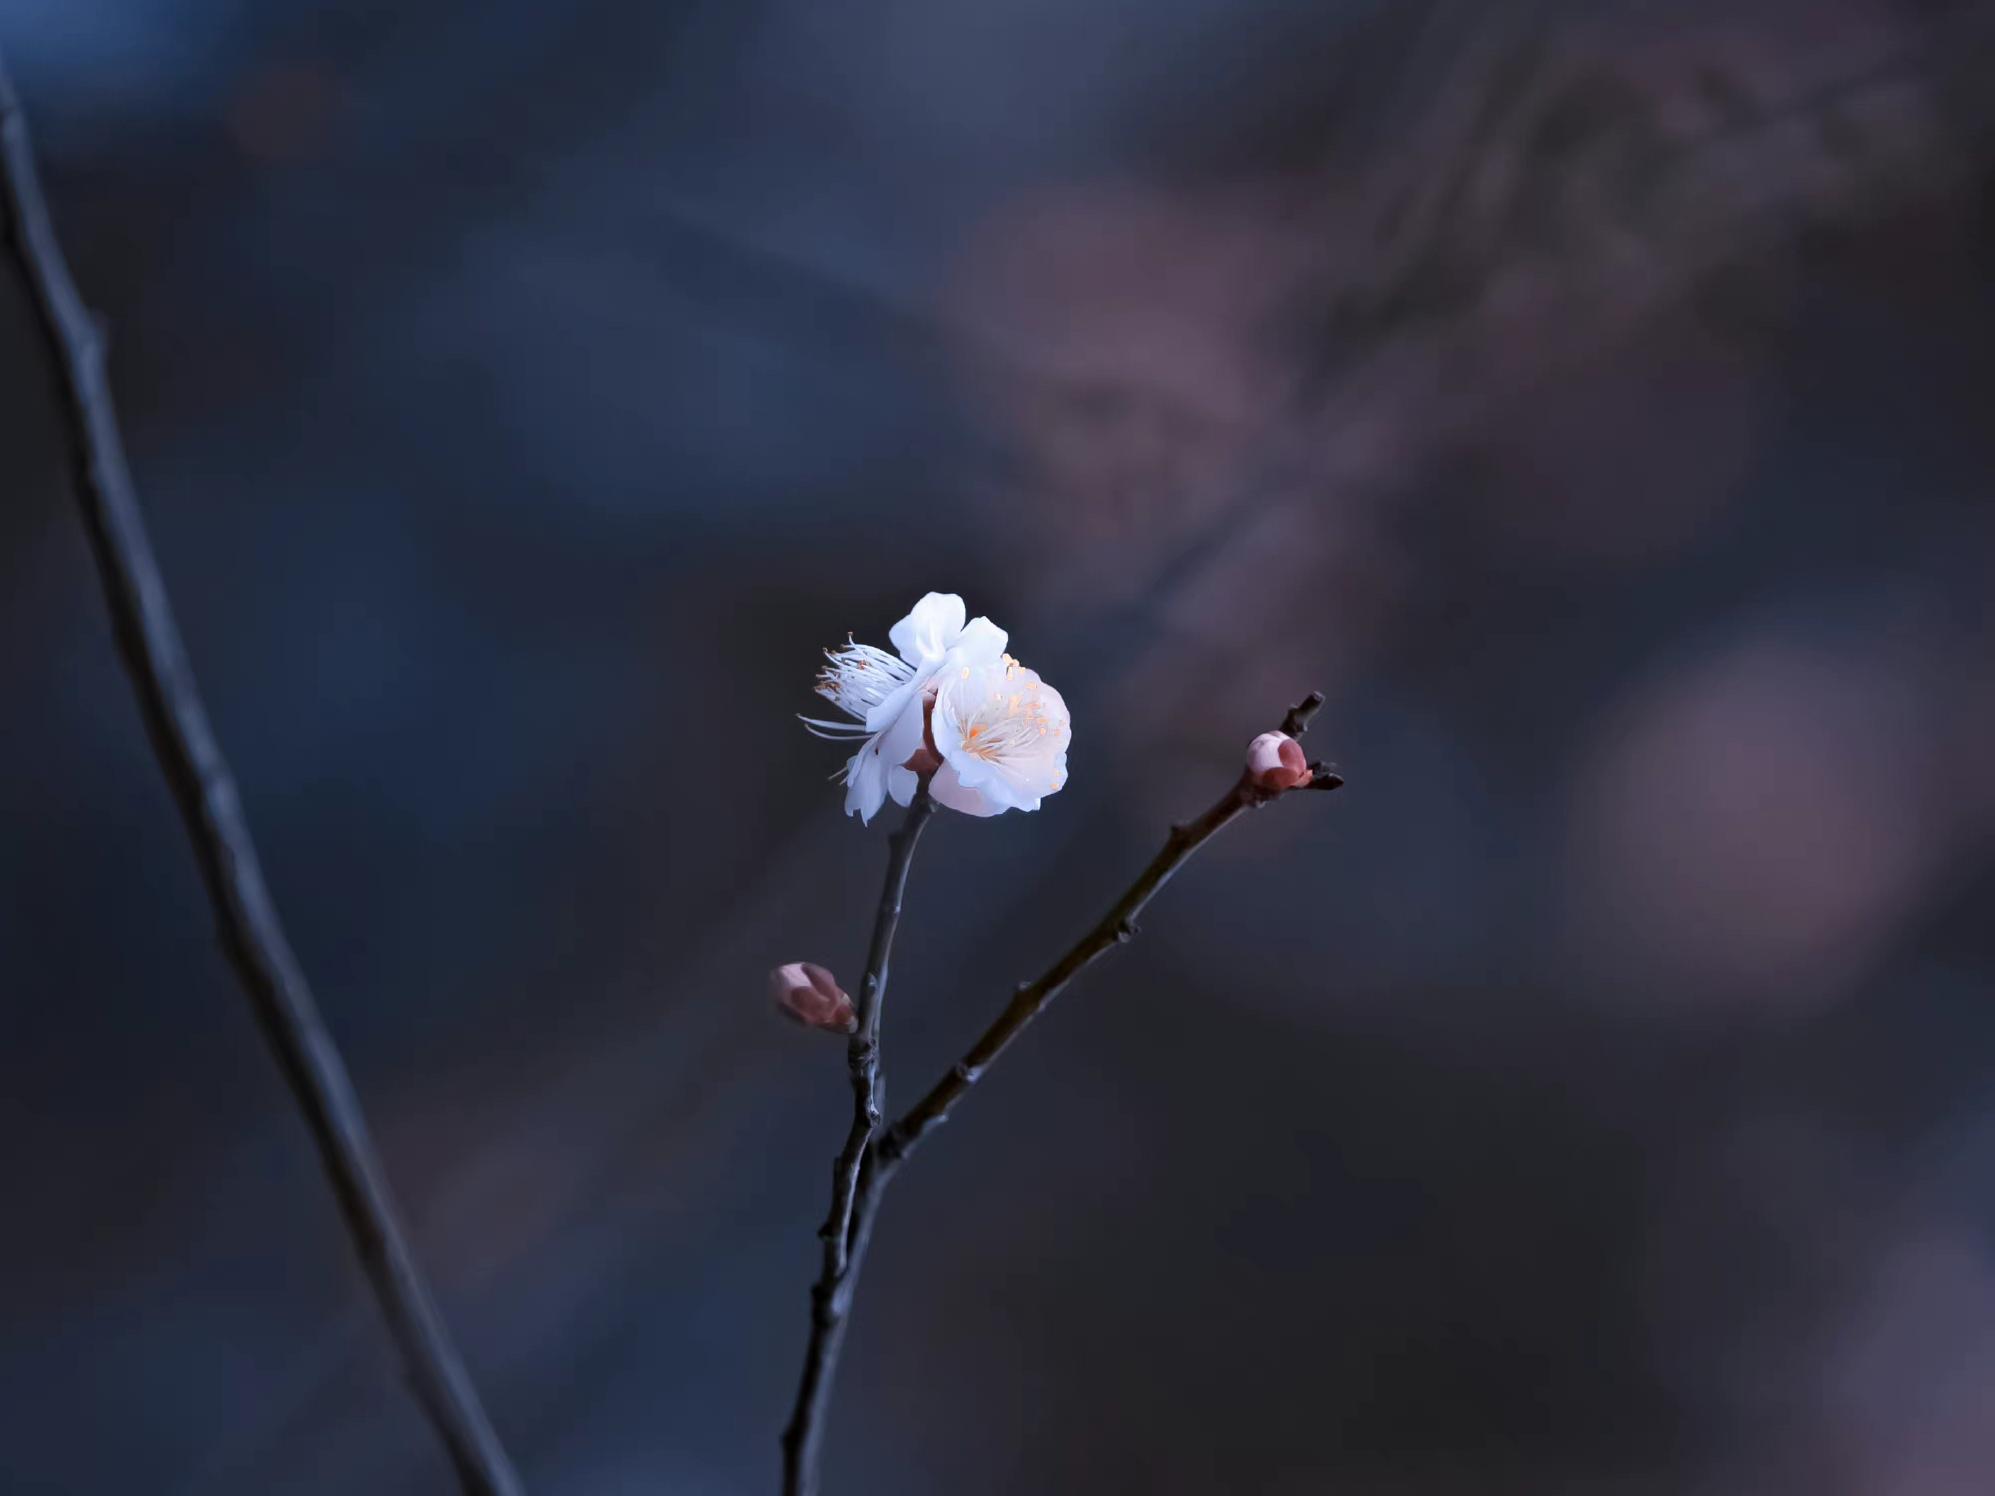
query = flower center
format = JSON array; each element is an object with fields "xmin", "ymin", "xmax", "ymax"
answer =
[{"xmin": 948, "ymin": 656, "xmax": 1068, "ymax": 765}]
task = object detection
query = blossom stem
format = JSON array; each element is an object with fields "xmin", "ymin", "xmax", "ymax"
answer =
[
  {"xmin": 782, "ymin": 783, "xmax": 937, "ymax": 1496},
  {"xmin": 782, "ymin": 694, "xmax": 1338, "ymax": 1492},
  {"xmin": 0, "ymin": 58, "xmax": 523, "ymax": 1496}
]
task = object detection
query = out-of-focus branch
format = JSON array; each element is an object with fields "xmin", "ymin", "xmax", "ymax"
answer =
[
  {"xmin": 0, "ymin": 56, "xmax": 523, "ymax": 1496},
  {"xmin": 783, "ymin": 693, "xmax": 1340, "ymax": 1493},
  {"xmin": 781, "ymin": 784, "xmax": 937, "ymax": 1496}
]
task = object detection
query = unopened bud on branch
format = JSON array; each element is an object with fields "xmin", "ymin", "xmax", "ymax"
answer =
[
  {"xmin": 771, "ymin": 962, "xmax": 855, "ymax": 1033},
  {"xmin": 1245, "ymin": 731, "xmax": 1312, "ymax": 793}
]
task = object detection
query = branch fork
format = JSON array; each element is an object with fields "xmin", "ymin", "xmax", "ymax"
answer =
[{"xmin": 781, "ymin": 691, "xmax": 1342, "ymax": 1495}]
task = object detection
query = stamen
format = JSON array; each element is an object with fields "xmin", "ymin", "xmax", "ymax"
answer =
[
  {"xmin": 798, "ymin": 714, "xmax": 877, "ymax": 740},
  {"xmin": 815, "ymin": 640, "xmax": 916, "ymax": 722}
]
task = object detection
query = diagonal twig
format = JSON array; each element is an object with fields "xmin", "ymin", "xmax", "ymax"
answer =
[
  {"xmin": 783, "ymin": 692, "xmax": 1341, "ymax": 1492},
  {"xmin": 0, "ymin": 55, "xmax": 524, "ymax": 1496},
  {"xmin": 781, "ymin": 784, "xmax": 937, "ymax": 1496},
  {"xmin": 881, "ymin": 690, "xmax": 1335, "ymax": 1172}
]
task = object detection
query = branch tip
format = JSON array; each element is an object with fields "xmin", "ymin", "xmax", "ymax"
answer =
[{"xmin": 1280, "ymin": 690, "xmax": 1327, "ymax": 738}]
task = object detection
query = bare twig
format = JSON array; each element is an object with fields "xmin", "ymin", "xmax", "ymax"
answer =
[
  {"xmin": 0, "ymin": 57, "xmax": 523, "ymax": 1496},
  {"xmin": 883, "ymin": 691, "xmax": 1331, "ymax": 1171},
  {"xmin": 783, "ymin": 694, "xmax": 1340, "ymax": 1492},
  {"xmin": 781, "ymin": 784, "xmax": 937, "ymax": 1496}
]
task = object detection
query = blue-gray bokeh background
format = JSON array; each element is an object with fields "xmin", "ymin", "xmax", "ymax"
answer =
[{"xmin": 5, "ymin": 2, "xmax": 1995, "ymax": 1492}]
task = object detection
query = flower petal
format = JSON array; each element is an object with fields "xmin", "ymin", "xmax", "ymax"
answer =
[
  {"xmin": 953, "ymin": 615, "xmax": 1008, "ymax": 664},
  {"xmin": 863, "ymin": 669, "xmax": 931, "ymax": 733},
  {"xmin": 929, "ymin": 678, "xmax": 970, "ymax": 764},
  {"xmin": 929, "ymin": 763, "xmax": 1002, "ymax": 817},
  {"xmin": 877, "ymin": 702, "xmax": 928, "ymax": 805},
  {"xmin": 889, "ymin": 592, "xmax": 967, "ymax": 664},
  {"xmin": 843, "ymin": 744, "xmax": 889, "ymax": 823}
]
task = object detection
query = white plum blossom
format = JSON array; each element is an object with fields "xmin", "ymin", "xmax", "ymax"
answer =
[
  {"xmin": 802, "ymin": 593, "xmax": 1071, "ymax": 822},
  {"xmin": 924, "ymin": 655, "xmax": 1071, "ymax": 816},
  {"xmin": 801, "ymin": 592, "xmax": 1007, "ymax": 822}
]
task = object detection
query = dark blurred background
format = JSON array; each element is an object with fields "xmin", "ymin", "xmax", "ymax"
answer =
[{"xmin": 4, "ymin": 1, "xmax": 1995, "ymax": 1491}]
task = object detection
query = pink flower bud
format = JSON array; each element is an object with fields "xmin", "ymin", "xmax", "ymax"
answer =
[
  {"xmin": 771, "ymin": 962, "xmax": 855, "ymax": 1032},
  {"xmin": 1245, "ymin": 731, "xmax": 1311, "ymax": 792}
]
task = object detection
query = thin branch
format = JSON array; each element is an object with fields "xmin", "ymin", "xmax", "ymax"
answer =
[
  {"xmin": 882, "ymin": 691, "xmax": 1331, "ymax": 1172},
  {"xmin": 0, "ymin": 57, "xmax": 523, "ymax": 1496},
  {"xmin": 784, "ymin": 693, "xmax": 1340, "ymax": 1491},
  {"xmin": 781, "ymin": 784, "xmax": 937, "ymax": 1496}
]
